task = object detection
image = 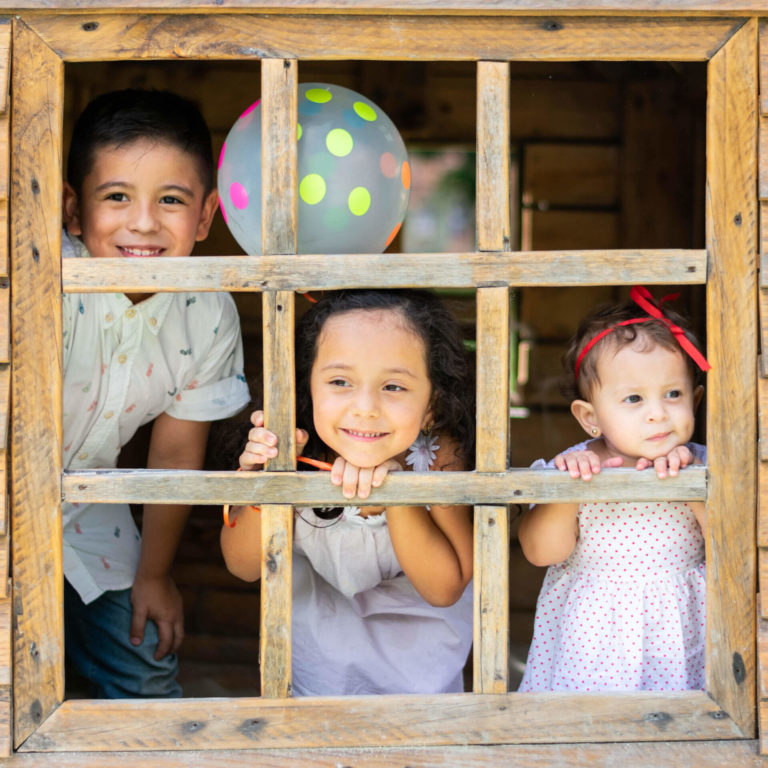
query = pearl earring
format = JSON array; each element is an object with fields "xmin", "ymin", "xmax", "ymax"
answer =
[{"xmin": 591, "ymin": 427, "xmax": 600, "ymax": 436}]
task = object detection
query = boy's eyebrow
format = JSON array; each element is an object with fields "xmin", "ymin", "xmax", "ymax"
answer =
[{"xmin": 93, "ymin": 181, "xmax": 196, "ymax": 197}]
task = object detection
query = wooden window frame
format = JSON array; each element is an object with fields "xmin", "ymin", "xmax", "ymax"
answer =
[{"xmin": 6, "ymin": 8, "xmax": 757, "ymax": 757}]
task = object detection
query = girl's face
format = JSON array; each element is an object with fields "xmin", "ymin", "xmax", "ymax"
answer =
[
  {"xmin": 310, "ymin": 308, "xmax": 433, "ymax": 468},
  {"xmin": 572, "ymin": 339, "xmax": 702, "ymax": 466}
]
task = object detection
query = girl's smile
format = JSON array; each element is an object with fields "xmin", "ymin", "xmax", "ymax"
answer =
[{"xmin": 310, "ymin": 308, "xmax": 433, "ymax": 469}]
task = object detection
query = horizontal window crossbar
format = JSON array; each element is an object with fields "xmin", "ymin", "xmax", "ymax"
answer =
[{"xmin": 62, "ymin": 466, "xmax": 707, "ymax": 506}]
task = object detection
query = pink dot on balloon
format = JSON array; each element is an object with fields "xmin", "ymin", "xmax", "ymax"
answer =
[
  {"xmin": 380, "ymin": 152, "xmax": 397, "ymax": 178},
  {"xmin": 218, "ymin": 142, "xmax": 226, "ymax": 170},
  {"xmin": 218, "ymin": 199, "xmax": 229, "ymax": 224},
  {"xmin": 229, "ymin": 182, "xmax": 249, "ymax": 210},
  {"xmin": 236, "ymin": 100, "xmax": 260, "ymax": 130}
]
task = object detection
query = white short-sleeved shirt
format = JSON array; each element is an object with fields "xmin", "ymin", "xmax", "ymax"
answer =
[{"xmin": 61, "ymin": 231, "xmax": 250, "ymax": 603}]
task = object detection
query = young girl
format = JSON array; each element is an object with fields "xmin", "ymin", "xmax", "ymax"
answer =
[
  {"xmin": 221, "ymin": 289, "xmax": 475, "ymax": 696},
  {"xmin": 517, "ymin": 286, "xmax": 710, "ymax": 692}
]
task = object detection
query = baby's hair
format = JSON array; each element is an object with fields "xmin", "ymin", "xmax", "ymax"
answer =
[
  {"xmin": 562, "ymin": 297, "xmax": 704, "ymax": 402},
  {"xmin": 295, "ymin": 289, "xmax": 476, "ymax": 467},
  {"xmin": 67, "ymin": 88, "xmax": 214, "ymax": 196}
]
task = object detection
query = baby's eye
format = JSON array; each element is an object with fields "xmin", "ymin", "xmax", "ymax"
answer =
[
  {"xmin": 666, "ymin": 389, "xmax": 682, "ymax": 399},
  {"xmin": 623, "ymin": 394, "xmax": 641, "ymax": 404}
]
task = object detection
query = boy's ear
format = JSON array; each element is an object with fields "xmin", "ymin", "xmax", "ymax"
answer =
[
  {"xmin": 693, "ymin": 384, "xmax": 704, "ymax": 411},
  {"xmin": 570, "ymin": 399, "xmax": 600, "ymax": 438},
  {"xmin": 195, "ymin": 188, "xmax": 219, "ymax": 242},
  {"xmin": 62, "ymin": 182, "xmax": 82, "ymax": 236}
]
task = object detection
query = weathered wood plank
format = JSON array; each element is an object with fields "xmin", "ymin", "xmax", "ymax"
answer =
[
  {"xmin": 62, "ymin": 465, "xmax": 707, "ymax": 506},
  {"xmin": 19, "ymin": 691, "xmax": 742, "ymax": 752},
  {"xmin": 10, "ymin": 16, "xmax": 64, "ymax": 749},
  {"xmin": 0, "ymin": 19, "xmax": 9, "ymax": 115},
  {"xmin": 0, "ymin": 598, "xmax": 10, "ymax": 757},
  {"xmin": 759, "ymin": 461, "xmax": 768, "ymax": 546},
  {"xmin": 0, "ymin": 281, "xmax": 9, "ymax": 363},
  {"xmin": 61, "ymin": 249, "xmax": 708, "ymax": 292},
  {"xmin": 26, "ymin": 13, "xmax": 740, "ymax": 62},
  {"xmin": 761, "ymin": 376, "xmax": 768, "ymax": 462},
  {"xmin": 261, "ymin": 59, "xmax": 297, "ymax": 256},
  {"xmin": 705, "ymin": 18, "xmax": 758, "ymax": 736},
  {"xmin": 476, "ymin": 61, "xmax": 510, "ymax": 252}
]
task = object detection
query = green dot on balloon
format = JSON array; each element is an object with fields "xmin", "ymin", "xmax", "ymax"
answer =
[
  {"xmin": 300, "ymin": 174, "xmax": 327, "ymax": 205},
  {"xmin": 326, "ymin": 128, "xmax": 353, "ymax": 157},
  {"xmin": 306, "ymin": 88, "xmax": 332, "ymax": 104},
  {"xmin": 297, "ymin": 123, "xmax": 303, "ymax": 140},
  {"xmin": 348, "ymin": 186, "xmax": 371, "ymax": 216},
  {"xmin": 353, "ymin": 101, "xmax": 377, "ymax": 122}
]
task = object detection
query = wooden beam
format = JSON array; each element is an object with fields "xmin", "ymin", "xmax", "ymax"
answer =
[
  {"xmin": 25, "ymin": 13, "xmax": 740, "ymax": 62},
  {"xmin": 61, "ymin": 249, "xmax": 708, "ymax": 293},
  {"xmin": 62, "ymin": 465, "xmax": 707, "ymax": 506},
  {"xmin": 19, "ymin": 690, "xmax": 742, "ymax": 752},
  {"xmin": 706, "ymin": 18, "xmax": 758, "ymax": 736}
]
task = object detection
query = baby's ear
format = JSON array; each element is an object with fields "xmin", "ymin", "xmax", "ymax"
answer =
[
  {"xmin": 570, "ymin": 399, "xmax": 599, "ymax": 438},
  {"xmin": 62, "ymin": 182, "xmax": 82, "ymax": 235},
  {"xmin": 693, "ymin": 384, "xmax": 704, "ymax": 411}
]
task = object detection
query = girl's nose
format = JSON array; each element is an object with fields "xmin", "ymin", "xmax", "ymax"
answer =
[{"xmin": 352, "ymin": 388, "xmax": 379, "ymax": 417}]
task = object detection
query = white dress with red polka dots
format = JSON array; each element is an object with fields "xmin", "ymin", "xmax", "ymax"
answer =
[{"xmin": 518, "ymin": 499, "xmax": 705, "ymax": 692}]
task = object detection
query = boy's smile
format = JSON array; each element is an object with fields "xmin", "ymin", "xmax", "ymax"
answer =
[
  {"xmin": 63, "ymin": 138, "xmax": 217, "ymax": 301},
  {"xmin": 309, "ymin": 309, "xmax": 433, "ymax": 469}
]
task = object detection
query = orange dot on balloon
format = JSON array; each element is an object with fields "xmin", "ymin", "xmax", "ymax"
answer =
[
  {"xmin": 385, "ymin": 221, "xmax": 402, "ymax": 248},
  {"xmin": 401, "ymin": 161, "xmax": 411, "ymax": 190}
]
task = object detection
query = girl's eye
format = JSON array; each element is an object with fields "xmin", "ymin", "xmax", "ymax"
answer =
[
  {"xmin": 329, "ymin": 378, "xmax": 350, "ymax": 388},
  {"xmin": 383, "ymin": 383, "xmax": 405, "ymax": 392},
  {"xmin": 623, "ymin": 394, "xmax": 641, "ymax": 404}
]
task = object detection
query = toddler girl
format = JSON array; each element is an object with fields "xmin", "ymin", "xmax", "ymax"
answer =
[
  {"xmin": 221, "ymin": 289, "xmax": 475, "ymax": 696},
  {"xmin": 518, "ymin": 286, "xmax": 710, "ymax": 692}
]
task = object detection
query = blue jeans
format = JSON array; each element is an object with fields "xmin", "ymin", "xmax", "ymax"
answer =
[{"xmin": 64, "ymin": 580, "xmax": 182, "ymax": 698}]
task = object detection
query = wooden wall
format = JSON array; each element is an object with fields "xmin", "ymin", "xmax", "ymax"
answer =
[{"xmin": 64, "ymin": 58, "xmax": 707, "ymax": 695}]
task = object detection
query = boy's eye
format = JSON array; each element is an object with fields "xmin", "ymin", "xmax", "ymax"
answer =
[
  {"xmin": 623, "ymin": 394, "xmax": 641, "ymax": 404},
  {"xmin": 105, "ymin": 192, "xmax": 128, "ymax": 202},
  {"xmin": 160, "ymin": 195, "xmax": 184, "ymax": 205}
]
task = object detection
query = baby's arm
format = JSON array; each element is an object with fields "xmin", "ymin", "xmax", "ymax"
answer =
[
  {"xmin": 385, "ymin": 437, "xmax": 473, "ymax": 607},
  {"xmin": 220, "ymin": 410, "xmax": 308, "ymax": 582},
  {"xmin": 518, "ymin": 501, "xmax": 580, "ymax": 567},
  {"xmin": 132, "ymin": 412, "xmax": 210, "ymax": 659}
]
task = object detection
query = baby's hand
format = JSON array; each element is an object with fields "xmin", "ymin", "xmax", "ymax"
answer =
[
  {"xmin": 553, "ymin": 449, "xmax": 623, "ymax": 481},
  {"xmin": 239, "ymin": 410, "xmax": 309, "ymax": 470},
  {"xmin": 331, "ymin": 456, "xmax": 402, "ymax": 500},
  {"xmin": 635, "ymin": 444, "xmax": 696, "ymax": 478}
]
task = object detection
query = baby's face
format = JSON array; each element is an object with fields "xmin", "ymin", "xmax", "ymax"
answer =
[
  {"xmin": 309, "ymin": 308, "xmax": 433, "ymax": 469},
  {"xmin": 587, "ymin": 340, "xmax": 699, "ymax": 465},
  {"xmin": 63, "ymin": 138, "xmax": 216, "ymax": 262}
]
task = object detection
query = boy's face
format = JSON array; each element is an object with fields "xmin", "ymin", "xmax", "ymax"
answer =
[{"xmin": 63, "ymin": 138, "xmax": 217, "ymax": 264}]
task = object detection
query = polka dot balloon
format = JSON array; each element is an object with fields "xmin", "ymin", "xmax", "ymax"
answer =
[{"xmin": 218, "ymin": 83, "xmax": 411, "ymax": 255}]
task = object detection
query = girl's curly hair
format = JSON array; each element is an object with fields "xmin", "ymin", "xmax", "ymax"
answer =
[{"xmin": 295, "ymin": 289, "xmax": 475, "ymax": 467}]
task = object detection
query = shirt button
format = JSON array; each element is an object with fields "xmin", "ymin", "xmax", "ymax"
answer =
[
  {"xmin": 126, "ymin": 308, "xmax": 136, "ymax": 319},
  {"xmin": 105, "ymin": 313, "xmax": 113, "ymax": 323},
  {"xmin": 149, "ymin": 317, "xmax": 157, "ymax": 327},
  {"xmin": 77, "ymin": 452, "xmax": 88, "ymax": 461},
  {"xmin": 104, "ymin": 411, "xmax": 113, "ymax": 419},
  {"xmin": 118, "ymin": 354, "xmax": 127, "ymax": 364}
]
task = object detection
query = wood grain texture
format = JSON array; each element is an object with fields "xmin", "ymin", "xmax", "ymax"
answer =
[
  {"xmin": 476, "ymin": 62, "xmax": 510, "ymax": 252},
  {"xmin": 62, "ymin": 465, "xmax": 707, "ymax": 506},
  {"xmin": 10, "ymin": 17, "xmax": 64, "ymax": 749},
  {"xmin": 260, "ymin": 59, "xmax": 297, "ymax": 256},
  {"xmin": 705, "ymin": 18, "xmax": 758, "ymax": 736},
  {"xmin": 18, "ymin": 691, "xmax": 742, "ymax": 752},
  {"xmin": 25, "ymin": 13, "xmax": 740, "ymax": 62},
  {"xmin": 61, "ymin": 250, "xmax": 708, "ymax": 292},
  {"xmin": 0, "ymin": 741, "xmax": 764, "ymax": 767}
]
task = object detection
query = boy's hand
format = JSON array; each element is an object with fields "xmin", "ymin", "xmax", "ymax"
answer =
[
  {"xmin": 240, "ymin": 410, "xmax": 308, "ymax": 469},
  {"xmin": 553, "ymin": 450, "xmax": 623, "ymax": 481},
  {"xmin": 635, "ymin": 444, "xmax": 697, "ymax": 478},
  {"xmin": 331, "ymin": 457, "xmax": 402, "ymax": 500},
  {"xmin": 129, "ymin": 573, "xmax": 184, "ymax": 661}
]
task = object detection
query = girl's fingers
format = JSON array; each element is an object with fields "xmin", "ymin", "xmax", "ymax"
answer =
[
  {"xmin": 341, "ymin": 461, "xmax": 361, "ymax": 499},
  {"xmin": 356, "ymin": 467, "xmax": 375, "ymax": 499}
]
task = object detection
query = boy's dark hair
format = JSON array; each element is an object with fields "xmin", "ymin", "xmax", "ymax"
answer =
[
  {"xmin": 562, "ymin": 297, "xmax": 705, "ymax": 402},
  {"xmin": 295, "ymin": 289, "xmax": 476, "ymax": 468},
  {"xmin": 67, "ymin": 89, "xmax": 214, "ymax": 195}
]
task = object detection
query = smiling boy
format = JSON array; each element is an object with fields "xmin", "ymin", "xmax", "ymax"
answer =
[{"xmin": 61, "ymin": 89, "xmax": 250, "ymax": 697}]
